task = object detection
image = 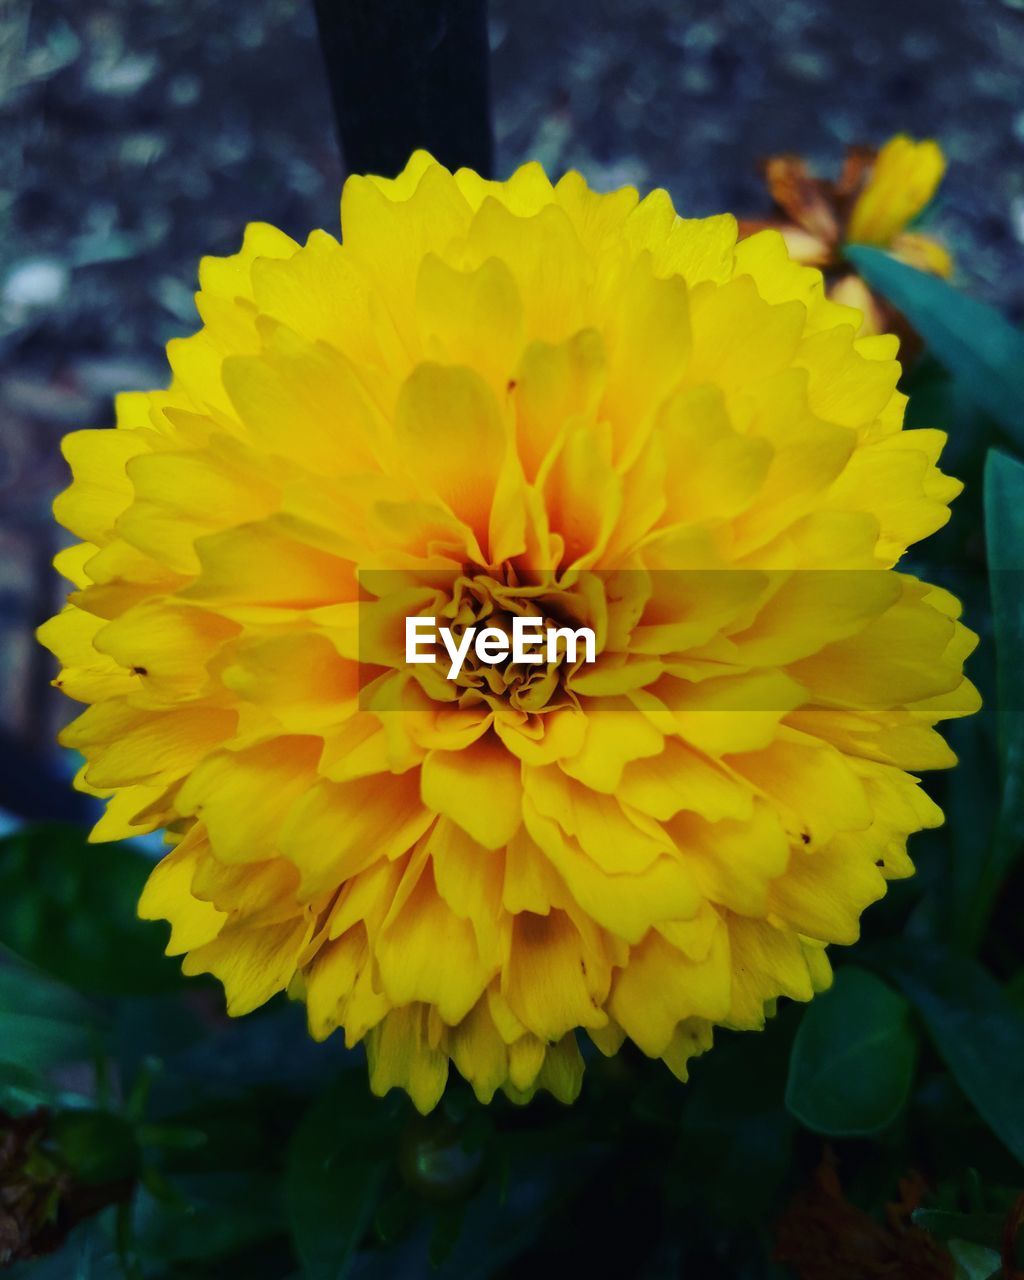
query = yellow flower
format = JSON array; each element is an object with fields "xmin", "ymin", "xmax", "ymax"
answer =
[
  {"xmin": 845, "ymin": 135, "xmax": 947, "ymax": 257},
  {"xmin": 740, "ymin": 134, "xmax": 953, "ymax": 339},
  {"xmin": 40, "ymin": 152, "xmax": 977, "ymax": 1113}
]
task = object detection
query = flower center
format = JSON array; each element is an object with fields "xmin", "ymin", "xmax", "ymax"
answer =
[{"xmin": 436, "ymin": 567, "xmax": 594, "ymax": 714}]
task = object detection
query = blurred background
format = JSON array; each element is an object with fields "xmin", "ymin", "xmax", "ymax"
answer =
[
  {"xmin": 2, "ymin": 3, "xmax": 1024, "ymax": 1277},
  {"xmin": 2, "ymin": 0, "xmax": 1024, "ymax": 812}
]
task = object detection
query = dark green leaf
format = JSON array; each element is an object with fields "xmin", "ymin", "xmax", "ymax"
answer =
[
  {"xmin": 680, "ymin": 1018, "xmax": 796, "ymax": 1222},
  {"xmin": 0, "ymin": 824, "xmax": 182, "ymax": 996},
  {"xmin": 51, "ymin": 1109, "xmax": 140, "ymax": 1184},
  {"xmin": 785, "ymin": 966, "xmax": 916, "ymax": 1137},
  {"xmin": 943, "ymin": 448, "xmax": 1024, "ymax": 948},
  {"xmin": 0, "ymin": 960, "xmax": 108, "ymax": 1072},
  {"xmin": 846, "ymin": 246, "xmax": 1024, "ymax": 441},
  {"xmin": 133, "ymin": 1171, "xmax": 286, "ymax": 1264},
  {"xmin": 888, "ymin": 946, "xmax": 1024, "ymax": 1166},
  {"xmin": 372, "ymin": 1188, "xmax": 419, "ymax": 1246},
  {"xmin": 428, "ymin": 1148, "xmax": 594, "ymax": 1280},
  {"xmin": 285, "ymin": 1071, "xmax": 400, "ymax": 1279},
  {"xmin": 428, "ymin": 1203, "xmax": 466, "ymax": 1267},
  {"xmin": 0, "ymin": 1059, "xmax": 49, "ymax": 1112},
  {"xmin": 948, "ymin": 1238, "xmax": 1002, "ymax": 1280},
  {"xmin": 913, "ymin": 1208, "xmax": 1005, "ymax": 1250},
  {"xmin": 946, "ymin": 715, "xmax": 999, "ymax": 949},
  {"xmin": 985, "ymin": 449, "xmax": 1024, "ymax": 850},
  {"xmin": 149, "ymin": 1001, "xmax": 351, "ymax": 1109}
]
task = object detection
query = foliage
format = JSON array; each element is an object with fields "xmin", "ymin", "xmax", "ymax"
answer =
[
  {"xmin": 784, "ymin": 967, "xmax": 916, "ymax": 1138},
  {"xmin": 2, "ymin": 255, "xmax": 1023, "ymax": 1278}
]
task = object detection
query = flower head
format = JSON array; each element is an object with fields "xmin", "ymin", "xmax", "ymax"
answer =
[
  {"xmin": 740, "ymin": 134, "xmax": 952, "ymax": 339},
  {"xmin": 41, "ymin": 152, "xmax": 977, "ymax": 1112}
]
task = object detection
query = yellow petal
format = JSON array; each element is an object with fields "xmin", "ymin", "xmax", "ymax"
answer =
[
  {"xmin": 53, "ymin": 429, "xmax": 151, "ymax": 545},
  {"xmin": 182, "ymin": 916, "xmax": 311, "ymax": 1016},
  {"xmin": 365, "ymin": 1004, "xmax": 450, "ymax": 1114},
  {"xmin": 511, "ymin": 329, "xmax": 606, "ymax": 483},
  {"xmin": 138, "ymin": 839, "xmax": 226, "ymax": 955},
  {"xmin": 62, "ymin": 703, "xmax": 235, "ymax": 789},
  {"xmin": 395, "ymin": 363, "xmax": 511, "ymax": 553},
  {"xmin": 415, "ymin": 254, "xmax": 524, "ymax": 396},
  {"xmin": 185, "ymin": 517, "xmax": 357, "ymax": 610},
  {"xmin": 428, "ymin": 818, "xmax": 504, "ymax": 960},
  {"xmin": 609, "ymin": 920, "xmax": 730, "ymax": 1056},
  {"xmin": 279, "ymin": 773, "xmax": 432, "ymax": 898},
  {"xmin": 618, "ymin": 738, "xmax": 752, "ymax": 823},
  {"xmin": 420, "ymin": 738, "xmax": 522, "ymax": 849},
  {"xmin": 523, "ymin": 799, "xmax": 700, "ymax": 941},
  {"xmin": 376, "ymin": 861, "xmax": 495, "ymax": 1024},
  {"xmin": 601, "ymin": 256, "xmax": 692, "ymax": 466},
  {"xmin": 726, "ymin": 917, "xmax": 817, "ymax": 1029},
  {"xmin": 449, "ymin": 998, "xmax": 509, "ymax": 1103},
  {"xmin": 502, "ymin": 910, "xmax": 607, "ymax": 1041},
  {"xmin": 94, "ymin": 602, "xmax": 239, "ymax": 702},
  {"xmin": 890, "ymin": 230, "xmax": 953, "ymax": 278},
  {"xmin": 847, "ymin": 135, "xmax": 946, "ymax": 246},
  {"xmin": 668, "ymin": 800, "xmax": 790, "ymax": 916},
  {"xmin": 559, "ymin": 698, "xmax": 664, "ymax": 793},
  {"xmin": 730, "ymin": 730, "xmax": 872, "ymax": 848},
  {"xmin": 38, "ymin": 606, "xmax": 138, "ymax": 703},
  {"xmin": 768, "ymin": 833, "xmax": 887, "ymax": 945},
  {"xmin": 175, "ymin": 736, "xmax": 322, "ymax": 863}
]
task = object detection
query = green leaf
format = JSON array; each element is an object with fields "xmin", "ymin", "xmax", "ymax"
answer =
[
  {"xmin": 0, "ymin": 824, "xmax": 182, "ymax": 996},
  {"xmin": 888, "ymin": 946, "xmax": 1024, "ymax": 1166},
  {"xmin": 945, "ymin": 715, "xmax": 999, "ymax": 949},
  {"xmin": 0, "ymin": 960, "xmax": 108, "ymax": 1072},
  {"xmin": 52, "ymin": 1109, "xmax": 140, "ymax": 1185},
  {"xmin": 948, "ymin": 1238, "xmax": 1002, "ymax": 1280},
  {"xmin": 946, "ymin": 448, "xmax": 1024, "ymax": 949},
  {"xmin": 986, "ymin": 449, "xmax": 1024, "ymax": 842},
  {"xmin": 0, "ymin": 1059, "xmax": 48, "ymax": 1111},
  {"xmin": 846, "ymin": 246, "xmax": 1024, "ymax": 441},
  {"xmin": 785, "ymin": 966, "xmax": 916, "ymax": 1137},
  {"xmin": 428, "ymin": 1149, "xmax": 593, "ymax": 1280},
  {"xmin": 913, "ymin": 1208, "xmax": 1005, "ymax": 1250},
  {"xmin": 285, "ymin": 1071, "xmax": 400, "ymax": 1279},
  {"xmin": 681, "ymin": 1017, "xmax": 796, "ymax": 1222},
  {"xmin": 428, "ymin": 1203, "xmax": 467, "ymax": 1267},
  {"xmin": 133, "ymin": 1171, "xmax": 286, "ymax": 1264}
]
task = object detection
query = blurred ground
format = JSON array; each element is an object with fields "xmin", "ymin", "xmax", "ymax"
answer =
[{"xmin": 1, "ymin": 0, "xmax": 1023, "ymax": 786}]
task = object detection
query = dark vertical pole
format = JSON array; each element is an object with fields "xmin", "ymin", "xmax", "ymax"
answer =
[{"xmin": 312, "ymin": 0, "xmax": 494, "ymax": 179}]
